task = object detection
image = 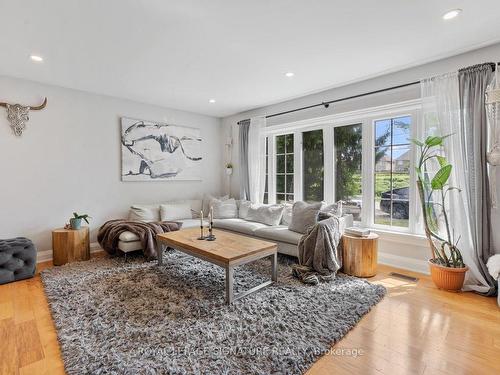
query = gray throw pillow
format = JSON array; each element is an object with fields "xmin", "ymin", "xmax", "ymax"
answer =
[
  {"xmin": 246, "ymin": 204, "xmax": 284, "ymax": 226},
  {"xmin": 288, "ymin": 201, "xmax": 323, "ymax": 234}
]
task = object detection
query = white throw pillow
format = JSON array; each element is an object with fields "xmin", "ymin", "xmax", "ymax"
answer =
[
  {"xmin": 128, "ymin": 204, "xmax": 160, "ymax": 222},
  {"xmin": 211, "ymin": 198, "xmax": 238, "ymax": 219},
  {"xmin": 238, "ymin": 200, "xmax": 252, "ymax": 219},
  {"xmin": 202, "ymin": 194, "xmax": 229, "ymax": 214},
  {"xmin": 160, "ymin": 202, "xmax": 192, "ymax": 221},
  {"xmin": 246, "ymin": 204, "xmax": 284, "ymax": 226}
]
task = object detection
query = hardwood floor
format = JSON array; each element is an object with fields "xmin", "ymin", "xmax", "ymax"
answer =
[{"xmin": 1, "ymin": 254, "xmax": 499, "ymax": 375}]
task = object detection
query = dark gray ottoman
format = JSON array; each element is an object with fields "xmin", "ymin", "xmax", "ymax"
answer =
[{"xmin": 0, "ymin": 237, "xmax": 37, "ymax": 284}]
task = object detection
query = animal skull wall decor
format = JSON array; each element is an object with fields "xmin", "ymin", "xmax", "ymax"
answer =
[{"xmin": 0, "ymin": 97, "xmax": 47, "ymax": 136}]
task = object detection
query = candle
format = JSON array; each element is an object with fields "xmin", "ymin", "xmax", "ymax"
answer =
[
  {"xmin": 208, "ymin": 212, "xmax": 212, "ymax": 230},
  {"xmin": 200, "ymin": 210, "xmax": 203, "ymax": 227}
]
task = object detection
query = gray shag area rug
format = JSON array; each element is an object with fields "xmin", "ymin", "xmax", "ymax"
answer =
[{"xmin": 41, "ymin": 251, "xmax": 386, "ymax": 375}]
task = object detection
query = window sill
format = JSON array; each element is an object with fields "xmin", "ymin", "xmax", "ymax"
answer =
[{"xmin": 369, "ymin": 228, "xmax": 428, "ymax": 247}]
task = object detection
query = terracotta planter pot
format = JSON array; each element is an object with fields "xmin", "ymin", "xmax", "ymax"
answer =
[{"xmin": 428, "ymin": 260, "xmax": 468, "ymax": 291}]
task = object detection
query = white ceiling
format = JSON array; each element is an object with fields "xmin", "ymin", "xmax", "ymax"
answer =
[{"xmin": 1, "ymin": 0, "xmax": 500, "ymax": 118}]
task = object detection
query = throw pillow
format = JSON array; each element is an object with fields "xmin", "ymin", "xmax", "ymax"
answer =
[
  {"xmin": 280, "ymin": 203, "xmax": 293, "ymax": 226},
  {"xmin": 160, "ymin": 202, "xmax": 192, "ymax": 221},
  {"xmin": 246, "ymin": 204, "xmax": 284, "ymax": 226},
  {"xmin": 202, "ymin": 194, "xmax": 229, "ymax": 214},
  {"xmin": 288, "ymin": 201, "xmax": 323, "ymax": 234},
  {"xmin": 238, "ymin": 200, "xmax": 252, "ymax": 219},
  {"xmin": 322, "ymin": 201, "xmax": 343, "ymax": 217},
  {"xmin": 128, "ymin": 204, "xmax": 160, "ymax": 222},
  {"xmin": 211, "ymin": 198, "xmax": 238, "ymax": 219}
]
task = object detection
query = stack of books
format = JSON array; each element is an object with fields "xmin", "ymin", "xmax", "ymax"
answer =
[{"xmin": 345, "ymin": 227, "xmax": 371, "ymax": 237}]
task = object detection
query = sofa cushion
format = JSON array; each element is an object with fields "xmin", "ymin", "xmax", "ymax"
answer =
[
  {"xmin": 246, "ymin": 204, "xmax": 284, "ymax": 226},
  {"xmin": 160, "ymin": 202, "xmax": 192, "ymax": 221},
  {"xmin": 178, "ymin": 219, "xmax": 208, "ymax": 229},
  {"xmin": 253, "ymin": 225, "xmax": 302, "ymax": 245},
  {"xmin": 128, "ymin": 204, "xmax": 160, "ymax": 222},
  {"xmin": 211, "ymin": 197, "xmax": 238, "ymax": 219},
  {"xmin": 212, "ymin": 218, "xmax": 268, "ymax": 235},
  {"xmin": 118, "ymin": 240, "xmax": 143, "ymax": 253},
  {"xmin": 118, "ymin": 231, "xmax": 140, "ymax": 242},
  {"xmin": 288, "ymin": 201, "xmax": 323, "ymax": 234},
  {"xmin": 238, "ymin": 200, "xmax": 252, "ymax": 220}
]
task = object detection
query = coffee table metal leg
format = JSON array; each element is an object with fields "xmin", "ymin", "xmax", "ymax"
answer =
[
  {"xmin": 271, "ymin": 252, "xmax": 278, "ymax": 282},
  {"xmin": 226, "ymin": 266, "xmax": 234, "ymax": 304},
  {"xmin": 158, "ymin": 243, "xmax": 164, "ymax": 266}
]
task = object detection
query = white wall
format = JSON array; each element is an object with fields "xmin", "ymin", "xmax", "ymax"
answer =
[
  {"xmin": 0, "ymin": 76, "xmax": 223, "ymax": 252},
  {"xmin": 222, "ymin": 42, "xmax": 500, "ymax": 267}
]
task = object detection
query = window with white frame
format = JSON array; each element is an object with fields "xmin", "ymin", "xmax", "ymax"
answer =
[
  {"xmin": 275, "ymin": 134, "xmax": 294, "ymax": 203},
  {"xmin": 264, "ymin": 101, "xmax": 418, "ymax": 234},
  {"xmin": 334, "ymin": 124, "xmax": 362, "ymax": 221},
  {"xmin": 263, "ymin": 137, "xmax": 269, "ymax": 204},
  {"xmin": 303, "ymin": 129, "xmax": 324, "ymax": 202},
  {"xmin": 373, "ymin": 116, "xmax": 412, "ymax": 228}
]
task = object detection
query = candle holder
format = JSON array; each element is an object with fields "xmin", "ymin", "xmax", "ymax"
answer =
[
  {"xmin": 197, "ymin": 225, "xmax": 206, "ymax": 240},
  {"xmin": 206, "ymin": 219, "xmax": 216, "ymax": 241}
]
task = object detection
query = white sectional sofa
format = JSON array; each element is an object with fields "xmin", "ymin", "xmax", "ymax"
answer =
[{"xmin": 118, "ymin": 199, "xmax": 353, "ymax": 258}]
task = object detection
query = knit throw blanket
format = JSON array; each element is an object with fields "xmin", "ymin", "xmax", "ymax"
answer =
[
  {"xmin": 292, "ymin": 216, "xmax": 342, "ymax": 285},
  {"xmin": 98, "ymin": 220, "xmax": 181, "ymax": 259}
]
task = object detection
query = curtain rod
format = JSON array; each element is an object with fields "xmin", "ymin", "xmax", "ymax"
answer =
[
  {"xmin": 237, "ymin": 62, "xmax": 499, "ymax": 125},
  {"xmin": 237, "ymin": 81, "xmax": 420, "ymax": 124}
]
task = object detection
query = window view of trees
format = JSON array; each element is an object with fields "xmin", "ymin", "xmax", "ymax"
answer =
[
  {"xmin": 334, "ymin": 124, "xmax": 362, "ymax": 221},
  {"xmin": 374, "ymin": 116, "xmax": 411, "ymax": 227},
  {"xmin": 303, "ymin": 130, "xmax": 324, "ymax": 202},
  {"xmin": 275, "ymin": 134, "xmax": 294, "ymax": 203}
]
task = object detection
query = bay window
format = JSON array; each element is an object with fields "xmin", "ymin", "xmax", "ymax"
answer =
[{"xmin": 264, "ymin": 100, "xmax": 419, "ymax": 234}]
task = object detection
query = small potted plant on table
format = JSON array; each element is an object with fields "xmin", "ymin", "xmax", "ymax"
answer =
[
  {"xmin": 69, "ymin": 212, "xmax": 91, "ymax": 230},
  {"xmin": 412, "ymin": 135, "xmax": 468, "ymax": 291}
]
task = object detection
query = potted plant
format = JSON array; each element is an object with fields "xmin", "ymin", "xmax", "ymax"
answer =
[
  {"xmin": 225, "ymin": 162, "xmax": 233, "ymax": 175},
  {"xmin": 412, "ymin": 135, "xmax": 468, "ymax": 291},
  {"xmin": 69, "ymin": 212, "xmax": 91, "ymax": 230}
]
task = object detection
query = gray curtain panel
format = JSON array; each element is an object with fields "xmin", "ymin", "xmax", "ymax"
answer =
[
  {"xmin": 458, "ymin": 63, "xmax": 497, "ymax": 295},
  {"xmin": 239, "ymin": 119, "xmax": 251, "ymax": 200}
]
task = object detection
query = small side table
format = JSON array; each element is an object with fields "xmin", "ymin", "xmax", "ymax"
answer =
[
  {"xmin": 52, "ymin": 227, "xmax": 90, "ymax": 266},
  {"xmin": 342, "ymin": 233, "xmax": 379, "ymax": 277}
]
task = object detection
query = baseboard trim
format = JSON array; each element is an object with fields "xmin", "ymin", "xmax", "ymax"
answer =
[
  {"xmin": 378, "ymin": 251, "xmax": 430, "ymax": 275},
  {"xmin": 37, "ymin": 242, "xmax": 103, "ymax": 263}
]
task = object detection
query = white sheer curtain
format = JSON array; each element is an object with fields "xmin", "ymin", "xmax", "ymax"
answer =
[
  {"xmin": 421, "ymin": 73, "xmax": 491, "ymax": 292},
  {"xmin": 247, "ymin": 116, "xmax": 267, "ymax": 203}
]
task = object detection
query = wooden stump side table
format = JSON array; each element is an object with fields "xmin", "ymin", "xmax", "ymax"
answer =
[
  {"xmin": 342, "ymin": 233, "xmax": 379, "ymax": 277},
  {"xmin": 52, "ymin": 227, "xmax": 90, "ymax": 266}
]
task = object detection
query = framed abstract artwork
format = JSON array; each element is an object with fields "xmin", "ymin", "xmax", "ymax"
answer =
[{"xmin": 121, "ymin": 117, "xmax": 202, "ymax": 181}]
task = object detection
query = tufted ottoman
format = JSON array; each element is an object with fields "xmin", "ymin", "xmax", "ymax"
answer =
[{"xmin": 0, "ymin": 237, "xmax": 37, "ymax": 284}]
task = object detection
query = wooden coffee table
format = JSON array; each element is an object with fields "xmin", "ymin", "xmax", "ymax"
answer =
[{"xmin": 157, "ymin": 228, "xmax": 278, "ymax": 304}]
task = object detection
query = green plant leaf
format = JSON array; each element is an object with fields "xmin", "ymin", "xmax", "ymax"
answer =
[
  {"xmin": 431, "ymin": 165, "xmax": 452, "ymax": 190},
  {"xmin": 425, "ymin": 136, "xmax": 444, "ymax": 147},
  {"xmin": 73, "ymin": 212, "xmax": 79, "ymax": 218},
  {"xmin": 436, "ymin": 155, "xmax": 447, "ymax": 167},
  {"xmin": 410, "ymin": 138, "xmax": 424, "ymax": 147}
]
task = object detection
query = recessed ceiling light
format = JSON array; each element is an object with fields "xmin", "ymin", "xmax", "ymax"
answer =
[
  {"xmin": 285, "ymin": 72, "xmax": 295, "ymax": 78},
  {"xmin": 442, "ymin": 9, "xmax": 462, "ymax": 20},
  {"xmin": 209, "ymin": 99, "xmax": 216, "ymax": 103},
  {"xmin": 29, "ymin": 55, "xmax": 44, "ymax": 62}
]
